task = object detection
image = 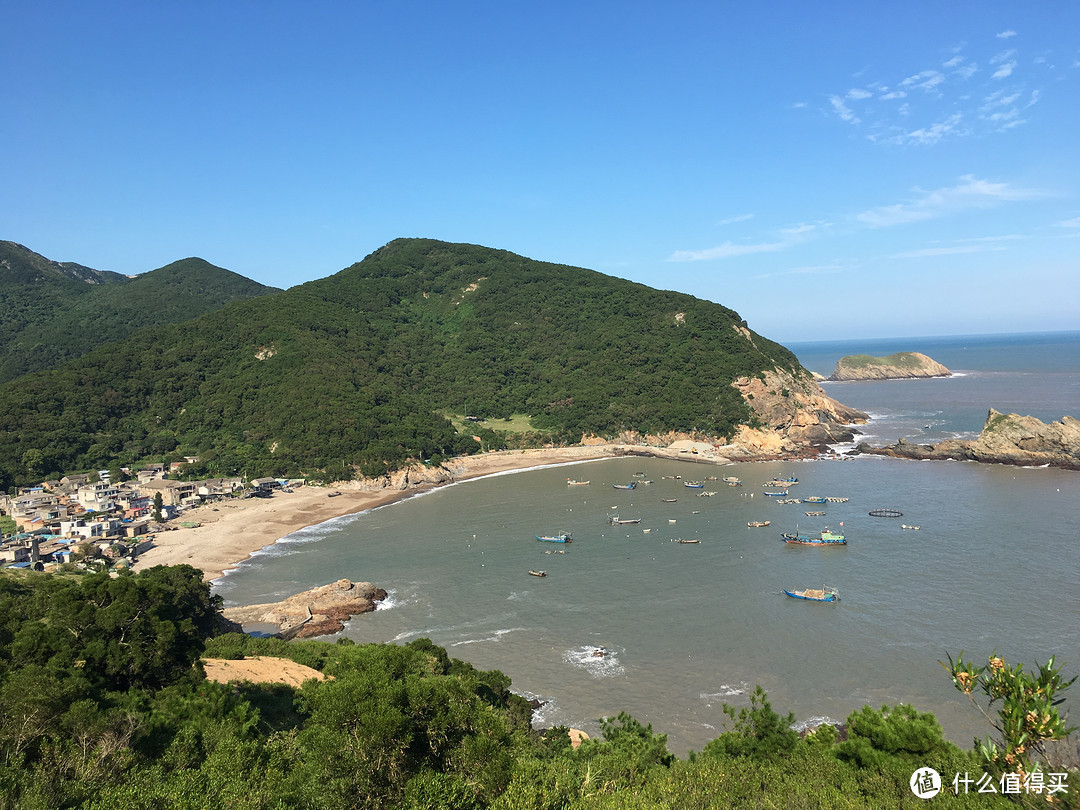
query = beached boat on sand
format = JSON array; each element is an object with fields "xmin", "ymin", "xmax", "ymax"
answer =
[
  {"xmin": 783, "ymin": 586, "xmax": 839, "ymax": 602},
  {"xmin": 781, "ymin": 527, "xmax": 846, "ymax": 546},
  {"xmin": 537, "ymin": 533, "xmax": 573, "ymax": 543}
]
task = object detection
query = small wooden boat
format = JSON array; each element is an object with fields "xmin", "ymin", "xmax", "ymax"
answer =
[
  {"xmin": 722, "ymin": 476, "xmax": 741, "ymax": 484},
  {"xmin": 667, "ymin": 518, "xmax": 677, "ymax": 523},
  {"xmin": 537, "ymin": 533, "xmax": 573, "ymax": 543},
  {"xmin": 327, "ymin": 491, "xmax": 341, "ymax": 498},
  {"xmin": 805, "ymin": 511, "xmax": 826, "ymax": 516},
  {"xmin": 677, "ymin": 538, "xmax": 700, "ymax": 544},
  {"xmin": 613, "ymin": 483, "xmax": 636, "ymax": 490},
  {"xmin": 567, "ymin": 478, "xmax": 590, "ymax": 486},
  {"xmin": 782, "ymin": 528, "xmax": 846, "ymax": 546},
  {"xmin": 901, "ymin": 524, "xmax": 921, "ymax": 530},
  {"xmin": 697, "ymin": 491, "xmax": 716, "ymax": 497},
  {"xmin": 747, "ymin": 520, "xmax": 771, "ymax": 528},
  {"xmin": 661, "ymin": 498, "xmax": 678, "ymax": 502},
  {"xmin": 528, "ymin": 570, "xmax": 547, "ymax": 578},
  {"xmin": 608, "ymin": 516, "xmax": 641, "ymax": 525},
  {"xmin": 783, "ymin": 586, "xmax": 839, "ymax": 602},
  {"xmin": 764, "ymin": 490, "xmax": 788, "ymax": 497},
  {"xmin": 684, "ymin": 481, "xmax": 704, "ymax": 489}
]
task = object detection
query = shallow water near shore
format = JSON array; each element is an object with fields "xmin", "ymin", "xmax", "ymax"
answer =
[
  {"xmin": 216, "ymin": 454, "xmax": 1080, "ymax": 755},
  {"xmin": 216, "ymin": 331, "xmax": 1080, "ymax": 755}
]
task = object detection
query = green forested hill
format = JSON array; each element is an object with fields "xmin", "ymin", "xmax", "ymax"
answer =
[
  {"xmin": 0, "ymin": 238, "xmax": 804, "ymax": 487},
  {"xmin": 0, "ymin": 241, "xmax": 279, "ymax": 382}
]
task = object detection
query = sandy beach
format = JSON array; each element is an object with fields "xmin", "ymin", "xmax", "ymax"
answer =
[{"xmin": 133, "ymin": 442, "xmax": 729, "ymax": 583}]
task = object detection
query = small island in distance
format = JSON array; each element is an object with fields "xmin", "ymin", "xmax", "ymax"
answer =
[{"xmin": 827, "ymin": 351, "xmax": 951, "ymax": 381}]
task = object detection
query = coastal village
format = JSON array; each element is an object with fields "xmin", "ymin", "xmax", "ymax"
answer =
[{"xmin": 0, "ymin": 458, "xmax": 301, "ymax": 574}]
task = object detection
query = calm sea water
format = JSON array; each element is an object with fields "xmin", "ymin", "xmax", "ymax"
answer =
[{"xmin": 215, "ymin": 331, "xmax": 1080, "ymax": 755}]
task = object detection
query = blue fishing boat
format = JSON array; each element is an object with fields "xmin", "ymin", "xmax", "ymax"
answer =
[
  {"xmin": 684, "ymin": 481, "xmax": 704, "ymax": 488},
  {"xmin": 613, "ymin": 483, "xmax": 636, "ymax": 490},
  {"xmin": 764, "ymin": 490, "xmax": 788, "ymax": 497},
  {"xmin": 537, "ymin": 533, "xmax": 573, "ymax": 543},
  {"xmin": 781, "ymin": 526, "xmax": 846, "ymax": 546},
  {"xmin": 801, "ymin": 496, "xmax": 827, "ymax": 504},
  {"xmin": 783, "ymin": 586, "xmax": 839, "ymax": 602}
]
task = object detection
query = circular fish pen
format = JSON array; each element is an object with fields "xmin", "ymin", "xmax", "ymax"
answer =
[{"xmin": 868, "ymin": 508, "xmax": 903, "ymax": 518}]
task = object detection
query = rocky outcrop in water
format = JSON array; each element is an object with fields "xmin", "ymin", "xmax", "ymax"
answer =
[
  {"xmin": 222, "ymin": 579, "xmax": 387, "ymax": 639},
  {"xmin": 859, "ymin": 409, "xmax": 1080, "ymax": 470},
  {"xmin": 829, "ymin": 352, "xmax": 950, "ymax": 381}
]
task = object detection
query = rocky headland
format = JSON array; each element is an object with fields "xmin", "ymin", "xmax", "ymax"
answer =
[
  {"xmin": 858, "ymin": 409, "xmax": 1080, "ymax": 470},
  {"xmin": 222, "ymin": 579, "xmax": 387, "ymax": 638},
  {"xmin": 829, "ymin": 351, "xmax": 950, "ymax": 381},
  {"xmin": 730, "ymin": 367, "xmax": 870, "ymax": 455}
]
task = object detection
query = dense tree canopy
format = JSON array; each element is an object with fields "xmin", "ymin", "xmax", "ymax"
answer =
[{"xmin": 0, "ymin": 239, "xmax": 804, "ymax": 485}]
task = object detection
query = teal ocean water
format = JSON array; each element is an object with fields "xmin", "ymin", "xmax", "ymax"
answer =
[{"xmin": 215, "ymin": 331, "xmax": 1080, "ymax": 755}]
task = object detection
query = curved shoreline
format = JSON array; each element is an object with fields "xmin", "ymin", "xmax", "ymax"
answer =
[{"xmin": 132, "ymin": 443, "xmax": 731, "ymax": 583}]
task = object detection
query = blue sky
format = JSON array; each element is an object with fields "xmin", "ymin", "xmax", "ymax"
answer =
[{"xmin": 3, "ymin": 2, "xmax": 1078, "ymax": 342}]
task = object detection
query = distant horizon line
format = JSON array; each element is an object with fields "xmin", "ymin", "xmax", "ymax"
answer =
[{"xmin": 779, "ymin": 328, "xmax": 1080, "ymax": 347}]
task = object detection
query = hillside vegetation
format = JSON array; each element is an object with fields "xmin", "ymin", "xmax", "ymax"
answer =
[
  {"xmin": 0, "ymin": 241, "xmax": 279, "ymax": 383},
  {"xmin": 0, "ymin": 565, "xmax": 1049, "ymax": 809},
  {"xmin": 0, "ymin": 239, "xmax": 805, "ymax": 488}
]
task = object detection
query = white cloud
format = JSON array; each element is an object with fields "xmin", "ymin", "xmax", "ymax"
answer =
[
  {"xmin": 891, "ymin": 244, "xmax": 1004, "ymax": 258},
  {"xmin": 828, "ymin": 95, "xmax": 860, "ymax": 123},
  {"xmin": 753, "ymin": 264, "xmax": 844, "ymax": 280},
  {"xmin": 1059, "ymin": 216, "xmax": 1080, "ymax": 228},
  {"xmin": 900, "ymin": 70, "xmax": 945, "ymax": 92},
  {"xmin": 881, "ymin": 90, "xmax": 907, "ymax": 100},
  {"xmin": 717, "ymin": 213, "xmax": 754, "ymax": 226},
  {"xmin": 667, "ymin": 240, "xmax": 788, "ymax": 262},
  {"xmin": 997, "ymin": 30, "xmax": 1017, "ymax": 39},
  {"xmin": 856, "ymin": 175, "xmax": 1046, "ymax": 228},
  {"xmin": 846, "ymin": 88, "xmax": 873, "ymax": 100},
  {"xmin": 905, "ymin": 113, "xmax": 964, "ymax": 145},
  {"xmin": 669, "ymin": 222, "xmax": 819, "ymax": 262},
  {"xmin": 955, "ymin": 63, "xmax": 979, "ymax": 79},
  {"xmin": 992, "ymin": 61, "xmax": 1017, "ymax": 79},
  {"xmin": 943, "ymin": 55, "xmax": 964, "ymax": 68}
]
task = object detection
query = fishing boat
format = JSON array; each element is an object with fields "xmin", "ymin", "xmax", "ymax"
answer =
[
  {"xmin": 608, "ymin": 516, "xmax": 641, "ymax": 525},
  {"xmin": 677, "ymin": 538, "xmax": 700, "ymax": 544},
  {"xmin": 661, "ymin": 498, "xmax": 678, "ymax": 503},
  {"xmin": 764, "ymin": 490, "xmax": 788, "ymax": 497},
  {"xmin": 684, "ymin": 481, "xmax": 705, "ymax": 489},
  {"xmin": 747, "ymin": 520, "xmax": 771, "ymax": 528},
  {"xmin": 783, "ymin": 586, "xmax": 839, "ymax": 602},
  {"xmin": 901, "ymin": 524, "xmax": 921, "ymax": 530},
  {"xmin": 805, "ymin": 510, "xmax": 826, "ymax": 516},
  {"xmin": 537, "ymin": 533, "xmax": 573, "ymax": 543},
  {"xmin": 528, "ymin": 570, "xmax": 548, "ymax": 578},
  {"xmin": 567, "ymin": 478, "xmax": 590, "ymax": 486},
  {"xmin": 801, "ymin": 496, "xmax": 827, "ymax": 504},
  {"xmin": 613, "ymin": 483, "xmax": 636, "ymax": 490},
  {"xmin": 722, "ymin": 476, "xmax": 741, "ymax": 484},
  {"xmin": 781, "ymin": 526, "xmax": 846, "ymax": 546}
]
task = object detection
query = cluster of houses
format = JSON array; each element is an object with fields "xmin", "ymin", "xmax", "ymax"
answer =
[{"xmin": 1, "ymin": 461, "xmax": 293, "ymax": 573}]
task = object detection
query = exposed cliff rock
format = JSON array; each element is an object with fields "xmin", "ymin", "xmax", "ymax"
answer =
[
  {"xmin": 859, "ymin": 409, "xmax": 1080, "ymax": 470},
  {"xmin": 731, "ymin": 368, "xmax": 869, "ymax": 455},
  {"xmin": 222, "ymin": 579, "xmax": 387, "ymax": 638},
  {"xmin": 829, "ymin": 352, "xmax": 950, "ymax": 381}
]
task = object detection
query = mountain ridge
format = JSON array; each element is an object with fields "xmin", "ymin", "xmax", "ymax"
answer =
[{"xmin": 0, "ymin": 238, "xmax": 865, "ymax": 488}]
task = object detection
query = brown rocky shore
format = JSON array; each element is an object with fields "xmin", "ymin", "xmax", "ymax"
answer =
[
  {"xmin": 221, "ymin": 579, "xmax": 387, "ymax": 638},
  {"xmin": 859, "ymin": 409, "xmax": 1080, "ymax": 470}
]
